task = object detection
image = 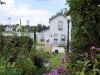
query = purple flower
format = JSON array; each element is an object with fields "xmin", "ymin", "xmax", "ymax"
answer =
[
  {"xmin": 57, "ymin": 65, "xmax": 64, "ymax": 73},
  {"xmin": 48, "ymin": 70, "xmax": 59, "ymax": 75}
]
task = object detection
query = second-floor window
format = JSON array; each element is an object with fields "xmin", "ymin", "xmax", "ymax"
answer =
[{"xmin": 58, "ymin": 21, "xmax": 63, "ymax": 31}]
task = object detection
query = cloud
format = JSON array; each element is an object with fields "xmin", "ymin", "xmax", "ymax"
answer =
[
  {"xmin": 34, "ymin": 0, "xmax": 51, "ymax": 1},
  {"xmin": 0, "ymin": 0, "xmax": 51, "ymax": 25}
]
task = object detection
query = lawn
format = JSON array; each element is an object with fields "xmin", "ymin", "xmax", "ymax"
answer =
[{"xmin": 48, "ymin": 53, "xmax": 64, "ymax": 70}]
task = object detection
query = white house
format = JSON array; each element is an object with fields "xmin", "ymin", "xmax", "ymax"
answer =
[
  {"xmin": 37, "ymin": 12, "xmax": 72, "ymax": 47},
  {"xmin": 5, "ymin": 25, "xmax": 13, "ymax": 32}
]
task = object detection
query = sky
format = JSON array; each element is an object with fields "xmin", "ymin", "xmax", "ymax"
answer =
[{"xmin": 0, "ymin": 0, "xmax": 68, "ymax": 26}]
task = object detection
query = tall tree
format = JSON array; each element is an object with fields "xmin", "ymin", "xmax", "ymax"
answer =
[
  {"xmin": 66, "ymin": 0, "xmax": 100, "ymax": 52},
  {"xmin": 0, "ymin": 25, "xmax": 5, "ymax": 32}
]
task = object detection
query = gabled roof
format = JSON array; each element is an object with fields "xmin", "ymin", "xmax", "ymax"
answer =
[
  {"xmin": 49, "ymin": 12, "xmax": 66, "ymax": 22},
  {"xmin": 39, "ymin": 29, "xmax": 50, "ymax": 34}
]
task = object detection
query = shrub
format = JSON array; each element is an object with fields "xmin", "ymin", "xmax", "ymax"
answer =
[
  {"xmin": 67, "ymin": 52, "xmax": 100, "ymax": 75},
  {"xmin": 32, "ymin": 54, "xmax": 44, "ymax": 69},
  {"xmin": 17, "ymin": 36, "xmax": 33, "ymax": 52},
  {"xmin": 15, "ymin": 56, "xmax": 36, "ymax": 75},
  {"xmin": 33, "ymin": 66, "xmax": 47, "ymax": 75},
  {"xmin": 5, "ymin": 68, "xmax": 23, "ymax": 75}
]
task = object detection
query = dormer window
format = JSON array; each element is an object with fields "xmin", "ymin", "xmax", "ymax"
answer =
[{"xmin": 58, "ymin": 21, "xmax": 63, "ymax": 31}]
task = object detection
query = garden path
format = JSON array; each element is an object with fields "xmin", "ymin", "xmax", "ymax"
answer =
[{"xmin": 43, "ymin": 54, "xmax": 68, "ymax": 75}]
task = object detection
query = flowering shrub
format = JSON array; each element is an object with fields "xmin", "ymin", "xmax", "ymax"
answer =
[{"xmin": 67, "ymin": 48, "xmax": 100, "ymax": 75}]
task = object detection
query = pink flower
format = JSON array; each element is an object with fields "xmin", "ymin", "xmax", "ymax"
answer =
[{"xmin": 48, "ymin": 70, "xmax": 59, "ymax": 75}]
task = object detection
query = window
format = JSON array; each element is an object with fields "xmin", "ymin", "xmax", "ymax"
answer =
[
  {"xmin": 58, "ymin": 21, "xmax": 63, "ymax": 30},
  {"xmin": 54, "ymin": 34, "xmax": 58, "ymax": 38},
  {"xmin": 54, "ymin": 34, "xmax": 58, "ymax": 45},
  {"xmin": 54, "ymin": 39, "xmax": 58, "ymax": 45},
  {"xmin": 40, "ymin": 37, "xmax": 45, "ymax": 42},
  {"xmin": 54, "ymin": 34, "xmax": 58, "ymax": 40},
  {"xmin": 40, "ymin": 35, "xmax": 45, "ymax": 42},
  {"xmin": 47, "ymin": 39, "xmax": 49, "ymax": 43},
  {"xmin": 61, "ymin": 35, "xmax": 66, "ymax": 41}
]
